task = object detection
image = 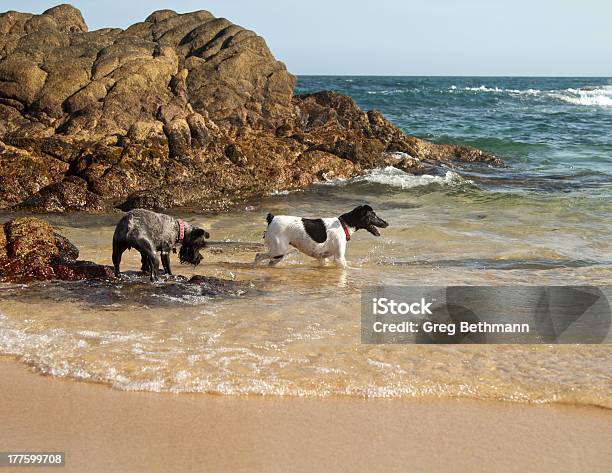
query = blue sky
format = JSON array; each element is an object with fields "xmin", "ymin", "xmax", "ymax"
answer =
[{"xmin": 9, "ymin": 1, "xmax": 612, "ymax": 76}]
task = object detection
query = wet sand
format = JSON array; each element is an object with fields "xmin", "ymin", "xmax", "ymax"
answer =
[{"xmin": 1, "ymin": 360, "xmax": 610, "ymax": 473}]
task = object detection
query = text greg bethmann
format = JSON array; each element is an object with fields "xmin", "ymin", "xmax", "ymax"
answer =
[{"xmin": 370, "ymin": 297, "xmax": 530, "ymax": 335}]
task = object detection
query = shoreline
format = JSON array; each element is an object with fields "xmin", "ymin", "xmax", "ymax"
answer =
[{"xmin": 1, "ymin": 359, "xmax": 611, "ymax": 473}]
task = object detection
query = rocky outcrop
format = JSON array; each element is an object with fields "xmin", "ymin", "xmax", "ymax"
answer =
[
  {"xmin": 0, "ymin": 217, "xmax": 114, "ymax": 282},
  {"xmin": 0, "ymin": 5, "xmax": 503, "ymax": 212}
]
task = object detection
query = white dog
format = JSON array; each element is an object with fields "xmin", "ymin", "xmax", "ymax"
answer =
[{"xmin": 254, "ymin": 205, "xmax": 388, "ymax": 267}]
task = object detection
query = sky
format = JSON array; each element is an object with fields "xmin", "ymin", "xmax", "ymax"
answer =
[{"xmin": 8, "ymin": 0, "xmax": 612, "ymax": 76}]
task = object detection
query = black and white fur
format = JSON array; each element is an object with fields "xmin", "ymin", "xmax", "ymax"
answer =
[
  {"xmin": 254, "ymin": 205, "xmax": 388, "ymax": 268},
  {"xmin": 112, "ymin": 208, "xmax": 210, "ymax": 281}
]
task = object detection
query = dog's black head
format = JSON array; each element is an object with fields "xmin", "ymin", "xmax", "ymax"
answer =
[
  {"xmin": 340, "ymin": 205, "xmax": 389, "ymax": 236},
  {"xmin": 179, "ymin": 227, "xmax": 210, "ymax": 266}
]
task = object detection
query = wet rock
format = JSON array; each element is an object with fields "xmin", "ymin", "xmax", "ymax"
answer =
[
  {"xmin": 115, "ymin": 192, "xmax": 163, "ymax": 212},
  {"xmin": 1, "ymin": 217, "xmax": 59, "ymax": 281},
  {"xmin": 2, "ymin": 274, "xmax": 256, "ymax": 308},
  {"xmin": 17, "ymin": 175, "xmax": 107, "ymax": 212},
  {"xmin": 0, "ymin": 217, "xmax": 114, "ymax": 282},
  {"xmin": 0, "ymin": 5, "xmax": 504, "ymax": 213},
  {"xmin": 224, "ymin": 143, "xmax": 247, "ymax": 165},
  {"xmin": 52, "ymin": 258, "xmax": 116, "ymax": 281},
  {"xmin": 53, "ymin": 231, "xmax": 79, "ymax": 259},
  {"xmin": 148, "ymin": 275, "xmax": 254, "ymax": 301},
  {"xmin": 187, "ymin": 274, "xmax": 247, "ymax": 288}
]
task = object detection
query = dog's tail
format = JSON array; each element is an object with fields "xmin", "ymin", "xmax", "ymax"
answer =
[{"xmin": 266, "ymin": 213, "xmax": 274, "ymax": 225}]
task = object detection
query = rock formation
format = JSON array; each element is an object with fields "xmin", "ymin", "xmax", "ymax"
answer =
[
  {"xmin": 0, "ymin": 217, "xmax": 114, "ymax": 282},
  {"xmin": 0, "ymin": 4, "xmax": 503, "ymax": 212}
]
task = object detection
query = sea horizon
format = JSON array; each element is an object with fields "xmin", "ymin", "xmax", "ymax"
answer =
[{"xmin": 295, "ymin": 74, "xmax": 612, "ymax": 78}]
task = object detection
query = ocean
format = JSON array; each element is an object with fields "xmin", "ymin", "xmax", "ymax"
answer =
[
  {"xmin": 297, "ymin": 76, "xmax": 612, "ymax": 196},
  {"xmin": 0, "ymin": 77, "xmax": 611, "ymax": 407}
]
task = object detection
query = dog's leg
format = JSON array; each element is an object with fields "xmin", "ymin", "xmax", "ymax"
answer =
[
  {"xmin": 253, "ymin": 252, "xmax": 272, "ymax": 265},
  {"xmin": 268, "ymin": 255, "xmax": 284, "ymax": 267},
  {"xmin": 334, "ymin": 241, "xmax": 349, "ymax": 269},
  {"xmin": 112, "ymin": 241, "xmax": 127, "ymax": 277},
  {"xmin": 140, "ymin": 253, "xmax": 150, "ymax": 273},
  {"xmin": 318, "ymin": 257, "xmax": 329, "ymax": 267},
  {"xmin": 161, "ymin": 252, "xmax": 172, "ymax": 275},
  {"xmin": 136, "ymin": 241, "xmax": 159, "ymax": 282},
  {"xmin": 148, "ymin": 251, "xmax": 160, "ymax": 282},
  {"xmin": 255, "ymin": 234, "xmax": 288, "ymax": 267},
  {"xmin": 267, "ymin": 236, "xmax": 288, "ymax": 267},
  {"xmin": 336, "ymin": 256, "xmax": 349, "ymax": 269},
  {"xmin": 334, "ymin": 245, "xmax": 349, "ymax": 269}
]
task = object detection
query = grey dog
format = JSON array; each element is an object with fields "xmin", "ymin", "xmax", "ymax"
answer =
[{"xmin": 112, "ymin": 209, "xmax": 210, "ymax": 281}]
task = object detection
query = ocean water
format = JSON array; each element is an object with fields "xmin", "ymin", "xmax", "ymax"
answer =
[
  {"xmin": 296, "ymin": 76, "xmax": 612, "ymax": 194},
  {"xmin": 1, "ymin": 77, "xmax": 611, "ymax": 407}
]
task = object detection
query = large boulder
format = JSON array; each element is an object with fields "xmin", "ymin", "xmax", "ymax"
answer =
[
  {"xmin": 0, "ymin": 217, "xmax": 114, "ymax": 282},
  {"xmin": 0, "ymin": 5, "xmax": 503, "ymax": 212}
]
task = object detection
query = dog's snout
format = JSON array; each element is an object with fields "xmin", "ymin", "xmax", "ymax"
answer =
[{"xmin": 373, "ymin": 215, "xmax": 389, "ymax": 228}]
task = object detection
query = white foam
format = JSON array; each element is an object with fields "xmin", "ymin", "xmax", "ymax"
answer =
[
  {"xmin": 270, "ymin": 188, "xmax": 303, "ymax": 196},
  {"xmin": 366, "ymin": 89, "xmax": 405, "ymax": 95},
  {"xmin": 456, "ymin": 84, "xmax": 612, "ymax": 107},
  {"xmin": 551, "ymin": 86, "xmax": 612, "ymax": 107},
  {"xmin": 458, "ymin": 85, "xmax": 541, "ymax": 95},
  {"xmin": 386, "ymin": 151, "xmax": 416, "ymax": 161},
  {"xmin": 150, "ymin": 293, "xmax": 215, "ymax": 305},
  {"xmin": 353, "ymin": 166, "xmax": 471, "ymax": 189},
  {"xmin": 464, "ymin": 85, "xmax": 503, "ymax": 93}
]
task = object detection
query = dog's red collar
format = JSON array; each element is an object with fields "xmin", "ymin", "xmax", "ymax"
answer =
[
  {"xmin": 339, "ymin": 218, "xmax": 351, "ymax": 241},
  {"xmin": 177, "ymin": 219, "xmax": 185, "ymax": 244}
]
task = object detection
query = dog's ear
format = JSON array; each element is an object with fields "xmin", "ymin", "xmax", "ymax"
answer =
[
  {"xmin": 356, "ymin": 205, "xmax": 372, "ymax": 216},
  {"xmin": 192, "ymin": 228, "xmax": 210, "ymax": 239}
]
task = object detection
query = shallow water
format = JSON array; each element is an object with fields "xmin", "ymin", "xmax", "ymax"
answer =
[{"xmin": 1, "ymin": 77, "xmax": 611, "ymax": 407}]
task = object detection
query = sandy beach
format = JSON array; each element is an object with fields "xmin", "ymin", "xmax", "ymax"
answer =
[{"xmin": 1, "ymin": 359, "xmax": 610, "ymax": 473}]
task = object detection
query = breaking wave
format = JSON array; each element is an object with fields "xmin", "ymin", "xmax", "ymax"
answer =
[
  {"xmin": 359, "ymin": 84, "xmax": 612, "ymax": 108},
  {"xmin": 352, "ymin": 167, "xmax": 473, "ymax": 189},
  {"xmin": 453, "ymin": 84, "xmax": 612, "ymax": 107},
  {"xmin": 551, "ymin": 86, "xmax": 612, "ymax": 107},
  {"xmin": 455, "ymin": 85, "xmax": 541, "ymax": 95},
  {"xmin": 2, "ymin": 310, "xmax": 611, "ymax": 408}
]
